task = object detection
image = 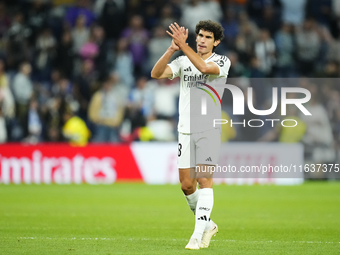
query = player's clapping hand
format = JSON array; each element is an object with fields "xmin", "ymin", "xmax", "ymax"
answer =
[
  {"xmin": 167, "ymin": 23, "xmax": 188, "ymax": 50},
  {"xmin": 169, "ymin": 38, "xmax": 180, "ymax": 52}
]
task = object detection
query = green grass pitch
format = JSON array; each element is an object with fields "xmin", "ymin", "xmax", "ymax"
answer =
[{"xmin": 0, "ymin": 182, "xmax": 339, "ymax": 254}]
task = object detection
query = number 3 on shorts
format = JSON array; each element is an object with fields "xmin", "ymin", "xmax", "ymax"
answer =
[{"xmin": 178, "ymin": 143, "xmax": 182, "ymax": 157}]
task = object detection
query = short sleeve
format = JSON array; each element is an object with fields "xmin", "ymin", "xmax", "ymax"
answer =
[
  {"xmin": 167, "ymin": 57, "xmax": 182, "ymax": 80},
  {"xmin": 210, "ymin": 57, "xmax": 231, "ymax": 77}
]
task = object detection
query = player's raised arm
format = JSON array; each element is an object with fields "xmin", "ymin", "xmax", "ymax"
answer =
[
  {"xmin": 151, "ymin": 26, "xmax": 187, "ymax": 79},
  {"xmin": 167, "ymin": 23, "xmax": 220, "ymax": 75},
  {"xmin": 150, "ymin": 40, "xmax": 177, "ymax": 79}
]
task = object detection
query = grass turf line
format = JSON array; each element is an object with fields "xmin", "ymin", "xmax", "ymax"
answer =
[{"xmin": 0, "ymin": 182, "xmax": 339, "ymax": 254}]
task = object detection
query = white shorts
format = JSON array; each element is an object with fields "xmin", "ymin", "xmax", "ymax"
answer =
[{"xmin": 178, "ymin": 128, "xmax": 221, "ymax": 169}]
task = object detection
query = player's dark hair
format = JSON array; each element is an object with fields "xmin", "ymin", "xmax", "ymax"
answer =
[{"xmin": 195, "ymin": 20, "xmax": 224, "ymax": 51}]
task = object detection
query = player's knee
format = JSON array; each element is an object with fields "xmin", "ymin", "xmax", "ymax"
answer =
[
  {"xmin": 197, "ymin": 178, "xmax": 213, "ymax": 189},
  {"xmin": 180, "ymin": 180, "xmax": 195, "ymax": 194}
]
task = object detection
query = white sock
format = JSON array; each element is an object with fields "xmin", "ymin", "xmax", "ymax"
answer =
[
  {"xmin": 185, "ymin": 189, "xmax": 214, "ymax": 231},
  {"xmin": 184, "ymin": 189, "xmax": 199, "ymax": 214},
  {"xmin": 205, "ymin": 218, "xmax": 213, "ymax": 231},
  {"xmin": 191, "ymin": 188, "xmax": 214, "ymax": 241}
]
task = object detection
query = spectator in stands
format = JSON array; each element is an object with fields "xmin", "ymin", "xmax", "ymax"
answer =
[
  {"xmin": 274, "ymin": 23, "xmax": 295, "ymax": 77},
  {"xmin": 121, "ymin": 15, "xmax": 149, "ymax": 77},
  {"xmin": 321, "ymin": 83, "xmax": 340, "ymax": 132},
  {"xmin": 247, "ymin": 0, "xmax": 272, "ymax": 24},
  {"xmin": 181, "ymin": 0, "xmax": 222, "ymax": 45},
  {"xmin": 249, "ymin": 56, "xmax": 265, "ymax": 78},
  {"xmin": 62, "ymin": 106, "xmax": 91, "ymax": 146},
  {"xmin": 317, "ymin": 22, "xmax": 334, "ymax": 69},
  {"xmin": 125, "ymin": 76, "xmax": 154, "ymax": 135},
  {"xmin": 0, "ymin": 59, "xmax": 15, "ymax": 121},
  {"xmin": 26, "ymin": 0, "xmax": 50, "ymax": 44},
  {"xmin": 88, "ymin": 75, "xmax": 125, "ymax": 142},
  {"xmin": 0, "ymin": 2, "xmax": 11, "ymax": 38},
  {"xmin": 34, "ymin": 27, "xmax": 57, "ymax": 82},
  {"xmin": 52, "ymin": 76, "xmax": 72, "ymax": 98},
  {"xmin": 72, "ymin": 14, "xmax": 90, "ymax": 55},
  {"xmin": 0, "ymin": 103, "xmax": 7, "ymax": 143},
  {"xmin": 296, "ymin": 18, "xmax": 321, "ymax": 76},
  {"xmin": 248, "ymin": 57, "xmax": 267, "ymax": 110},
  {"xmin": 79, "ymin": 33, "xmax": 99, "ymax": 64},
  {"xmin": 257, "ymin": 6, "xmax": 281, "ymax": 37},
  {"xmin": 181, "ymin": 0, "xmax": 206, "ymax": 46},
  {"xmin": 254, "ymin": 29, "xmax": 276, "ymax": 76},
  {"xmin": 227, "ymin": 51, "xmax": 247, "ymax": 77},
  {"xmin": 328, "ymin": 89, "xmax": 340, "ymax": 144},
  {"xmin": 327, "ymin": 37, "xmax": 340, "ymax": 64},
  {"xmin": 49, "ymin": 74, "xmax": 80, "ymax": 120},
  {"xmin": 147, "ymin": 25, "xmax": 173, "ymax": 75},
  {"xmin": 12, "ymin": 62, "xmax": 33, "ymax": 122},
  {"xmin": 110, "ymin": 38, "xmax": 134, "ymax": 89},
  {"xmin": 54, "ymin": 29, "xmax": 75, "ymax": 79},
  {"xmin": 0, "ymin": 58, "xmax": 12, "ymax": 142},
  {"xmin": 141, "ymin": 5, "xmax": 159, "ymax": 30},
  {"xmin": 23, "ymin": 97, "xmax": 43, "ymax": 143},
  {"xmin": 92, "ymin": 25, "xmax": 110, "ymax": 79},
  {"xmin": 169, "ymin": 0, "xmax": 182, "ymax": 20},
  {"xmin": 221, "ymin": 9, "xmax": 239, "ymax": 49},
  {"xmin": 56, "ymin": 78, "xmax": 82, "ymax": 118},
  {"xmin": 159, "ymin": 5, "xmax": 176, "ymax": 29},
  {"xmin": 307, "ymin": 0, "xmax": 332, "ymax": 28},
  {"xmin": 201, "ymin": 0, "xmax": 223, "ymax": 22},
  {"xmin": 280, "ymin": 0, "xmax": 307, "ymax": 26},
  {"xmin": 333, "ymin": 0, "xmax": 340, "ymax": 18},
  {"xmin": 153, "ymin": 78, "xmax": 179, "ymax": 121},
  {"xmin": 65, "ymin": 0, "xmax": 95, "ymax": 27},
  {"xmin": 299, "ymin": 82, "xmax": 335, "ymax": 165},
  {"xmin": 73, "ymin": 59, "xmax": 96, "ymax": 121},
  {"xmin": 235, "ymin": 12, "xmax": 259, "ymax": 64},
  {"xmin": 129, "ymin": 76, "xmax": 155, "ymax": 121},
  {"xmin": 5, "ymin": 12, "xmax": 31, "ymax": 71},
  {"xmin": 43, "ymin": 96, "xmax": 64, "ymax": 142},
  {"xmin": 6, "ymin": 11, "xmax": 31, "ymax": 40},
  {"xmin": 50, "ymin": 69, "xmax": 62, "ymax": 92},
  {"xmin": 94, "ymin": 0, "xmax": 125, "ymax": 18},
  {"xmin": 98, "ymin": 0, "xmax": 125, "ymax": 40}
]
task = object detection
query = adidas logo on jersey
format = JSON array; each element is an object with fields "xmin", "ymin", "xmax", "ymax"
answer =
[
  {"xmin": 205, "ymin": 157, "xmax": 212, "ymax": 162},
  {"xmin": 184, "ymin": 66, "xmax": 192, "ymax": 72}
]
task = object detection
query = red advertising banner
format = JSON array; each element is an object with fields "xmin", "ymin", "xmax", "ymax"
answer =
[
  {"xmin": 0, "ymin": 144, "xmax": 142, "ymax": 184},
  {"xmin": 0, "ymin": 143, "xmax": 304, "ymax": 185}
]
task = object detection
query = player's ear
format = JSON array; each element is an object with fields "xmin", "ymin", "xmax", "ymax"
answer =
[{"xmin": 213, "ymin": 39, "xmax": 221, "ymax": 47}]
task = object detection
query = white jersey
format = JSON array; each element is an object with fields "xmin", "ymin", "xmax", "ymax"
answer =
[{"xmin": 168, "ymin": 53, "xmax": 231, "ymax": 133}]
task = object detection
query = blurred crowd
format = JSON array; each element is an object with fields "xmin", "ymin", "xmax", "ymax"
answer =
[{"xmin": 0, "ymin": 0, "xmax": 339, "ymax": 162}]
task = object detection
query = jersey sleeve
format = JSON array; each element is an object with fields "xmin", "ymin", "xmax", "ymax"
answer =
[
  {"xmin": 210, "ymin": 56, "xmax": 231, "ymax": 77},
  {"xmin": 167, "ymin": 57, "xmax": 182, "ymax": 80}
]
